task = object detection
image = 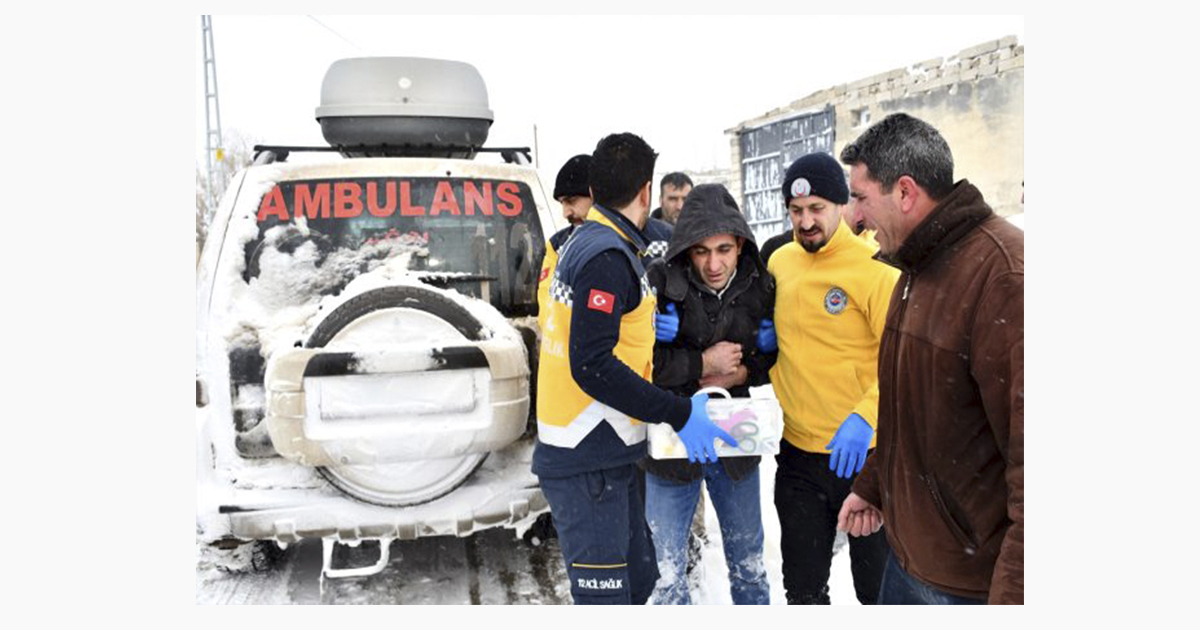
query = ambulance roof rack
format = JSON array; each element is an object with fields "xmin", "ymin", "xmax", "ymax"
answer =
[{"xmin": 252, "ymin": 145, "xmax": 532, "ymax": 166}]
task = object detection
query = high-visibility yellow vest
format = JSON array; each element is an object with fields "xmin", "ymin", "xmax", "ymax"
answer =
[{"xmin": 536, "ymin": 209, "xmax": 657, "ymax": 448}]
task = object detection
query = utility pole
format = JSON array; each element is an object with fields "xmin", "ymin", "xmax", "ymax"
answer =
[{"xmin": 201, "ymin": 15, "xmax": 225, "ymax": 213}]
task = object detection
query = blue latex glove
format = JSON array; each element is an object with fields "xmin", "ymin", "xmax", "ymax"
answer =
[
  {"xmin": 825, "ymin": 413, "xmax": 874, "ymax": 479},
  {"xmin": 756, "ymin": 319, "xmax": 777, "ymax": 353},
  {"xmin": 655, "ymin": 302, "xmax": 680, "ymax": 343},
  {"xmin": 676, "ymin": 393, "xmax": 739, "ymax": 464}
]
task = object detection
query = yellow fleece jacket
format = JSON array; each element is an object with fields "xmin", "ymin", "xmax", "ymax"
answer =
[{"xmin": 768, "ymin": 220, "xmax": 899, "ymax": 453}]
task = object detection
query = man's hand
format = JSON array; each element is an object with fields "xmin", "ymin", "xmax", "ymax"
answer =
[
  {"xmin": 701, "ymin": 341, "xmax": 743, "ymax": 376},
  {"xmin": 676, "ymin": 393, "xmax": 739, "ymax": 464},
  {"xmin": 655, "ymin": 302, "xmax": 680, "ymax": 343},
  {"xmin": 825, "ymin": 413, "xmax": 874, "ymax": 479},
  {"xmin": 837, "ymin": 492, "xmax": 883, "ymax": 537},
  {"xmin": 698, "ymin": 364, "xmax": 748, "ymax": 390}
]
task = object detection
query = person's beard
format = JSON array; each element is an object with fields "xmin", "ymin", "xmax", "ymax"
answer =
[{"xmin": 795, "ymin": 226, "xmax": 828, "ymax": 253}]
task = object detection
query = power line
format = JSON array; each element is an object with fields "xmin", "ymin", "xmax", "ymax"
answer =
[
  {"xmin": 201, "ymin": 15, "xmax": 225, "ymax": 214},
  {"xmin": 307, "ymin": 15, "xmax": 368, "ymax": 53}
]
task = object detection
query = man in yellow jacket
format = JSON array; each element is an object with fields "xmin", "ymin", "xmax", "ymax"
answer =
[{"xmin": 766, "ymin": 152, "xmax": 900, "ymax": 605}]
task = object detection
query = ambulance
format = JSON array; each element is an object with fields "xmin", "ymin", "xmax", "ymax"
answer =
[{"xmin": 195, "ymin": 57, "xmax": 559, "ymax": 576}]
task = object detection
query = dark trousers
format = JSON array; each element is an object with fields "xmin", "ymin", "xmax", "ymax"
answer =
[
  {"xmin": 877, "ymin": 546, "xmax": 986, "ymax": 605},
  {"xmin": 538, "ymin": 463, "xmax": 659, "ymax": 604},
  {"xmin": 774, "ymin": 441, "xmax": 887, "ymax": 604}
]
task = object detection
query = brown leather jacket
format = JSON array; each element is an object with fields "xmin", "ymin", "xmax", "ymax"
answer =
[{"xmin": 852, "ymin": 181, "xmax": 1024, "ymax": 604}]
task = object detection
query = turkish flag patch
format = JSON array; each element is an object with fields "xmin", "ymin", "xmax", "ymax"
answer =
[
  {"xmin": 587, "ymin": 289, "xmax": 615, "ymax": 314},
  {"xmin": 539, "ymin": 267, "xmax": 550, "ymax": 282}
]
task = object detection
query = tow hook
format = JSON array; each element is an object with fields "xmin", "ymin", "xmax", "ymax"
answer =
[{"xmin": 321, "ymin": 537, "xmax": 394, "ymax": 580}]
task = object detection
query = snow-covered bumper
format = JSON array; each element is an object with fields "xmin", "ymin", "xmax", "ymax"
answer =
[
  {"xmin": 220, "ymin": 453, "xmax": 548, "ymax": 543},
  {"xmin": 264, "ymin": 339, "xmax": 529, "ymax": 467}
]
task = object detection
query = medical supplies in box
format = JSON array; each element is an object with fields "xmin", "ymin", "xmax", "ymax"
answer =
[{"xmin": 648, "ymin": 387, "xmax": 782, "ymax": 459}]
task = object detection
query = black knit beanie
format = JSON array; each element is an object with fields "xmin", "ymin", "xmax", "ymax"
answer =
[
  {"xmin": 554, "ymin": 154, "xmax": 592, "ymax": 200},
  {"xmin": 781, "ymin": 152, "xmax": 849, "ymax": 205}
]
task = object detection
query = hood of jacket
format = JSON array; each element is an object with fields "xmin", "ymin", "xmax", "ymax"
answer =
[
  {"xmin": 659, "ymin": 184, "xmax": 766, "ymax": 300},
  {"xmin": 664, "ymin": 184, "xmax": 758, "ymax": 260}
]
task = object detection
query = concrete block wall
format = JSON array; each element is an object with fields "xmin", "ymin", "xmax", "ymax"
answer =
[{"xmin": 727, "ymin": 36, "xmax": 1024, "ymax": 218}]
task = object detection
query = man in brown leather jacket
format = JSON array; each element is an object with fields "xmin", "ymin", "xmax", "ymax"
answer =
[{"xmin": 835, "ymin": 113, "xmax": 1024, "ymax": 605}]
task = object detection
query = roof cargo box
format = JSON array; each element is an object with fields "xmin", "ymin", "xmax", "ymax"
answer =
[{"xmin": 315, "ymin": 57, "xmax": 494, "ymax": 158}]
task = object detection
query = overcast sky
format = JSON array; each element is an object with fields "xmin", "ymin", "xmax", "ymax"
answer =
[{"xmin": 196, "ymin": 14, "xmax": 1023, "ymax": 181}]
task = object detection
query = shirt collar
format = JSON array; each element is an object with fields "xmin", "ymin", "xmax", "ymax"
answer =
[{"xmin": 586, "ymin": 203, "xmax": 651, "ymax": 253}]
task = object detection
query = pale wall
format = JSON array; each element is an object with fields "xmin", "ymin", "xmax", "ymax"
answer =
[{"xmin": 728, "ymin": 36, "xmax": 1024, "ymax": 218}]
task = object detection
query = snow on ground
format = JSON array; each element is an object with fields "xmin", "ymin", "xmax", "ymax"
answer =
[
  {"xmin": 195, "ymin": 451, "xmax": 861, "ymax": 606},
  {"xmin": 195, "ymin": 441, "xmax": 862, "ymax": 605},
  {"xmin": 689, "ymin": 448, "xmax": 859, "ymax": 605},
  {"xmin": 196, "ymin": 384, "xmax": 863, "ymax": 604}
]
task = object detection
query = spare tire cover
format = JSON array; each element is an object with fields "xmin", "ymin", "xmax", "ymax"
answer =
[{"xmin": 306, "ymin": 285, "xmax": 489, "ymax": 507}]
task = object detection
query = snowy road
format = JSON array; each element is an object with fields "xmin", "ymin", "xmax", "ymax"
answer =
[
  {"xmin": 196, "ymin": 528, "xmax": 571, "ymax": 605},
  {"xmin": 196, "ymin": 453, "xmax": 862, "ymax": 605}
]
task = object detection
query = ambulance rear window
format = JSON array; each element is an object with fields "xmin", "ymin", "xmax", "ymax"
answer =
[{"xmin": 243, "ymin": 177, "xmax": 546, "ymax": 316}]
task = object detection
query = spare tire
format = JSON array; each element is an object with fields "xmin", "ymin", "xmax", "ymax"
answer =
[
  {"xmin": 305, "ymin": 285, "xmax": 491, "ymax": 507},
  {"xmin": 307, "ymin": 285, "xmax": 485, "ymax": 348}
]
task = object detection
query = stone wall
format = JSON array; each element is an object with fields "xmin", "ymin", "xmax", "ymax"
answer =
[{"xmin": 727, "ymin": 36, "xmax": 1024, "ymax": 218}]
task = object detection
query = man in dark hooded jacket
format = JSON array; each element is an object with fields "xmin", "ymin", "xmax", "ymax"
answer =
[{"xmin": 640, "ymin": 183, "xmax": 776, "ymax": 605}]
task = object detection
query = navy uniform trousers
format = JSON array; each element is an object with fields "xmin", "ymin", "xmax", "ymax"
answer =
[{"xmin": 539, "ymin": 463, "xmax": 659, "ymax": 604}]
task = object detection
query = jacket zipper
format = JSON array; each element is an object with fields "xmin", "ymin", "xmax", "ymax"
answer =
[
  {"xmin": 894, "ymin": 273, "xmax": 979, "ymax": 556},
  {"xmin": 887, "ymin": 275, "xmax": 913, "ymax": 459},
  {"xmin": 883, "ymin": 272, "xmax": 912, "ymax": 562}
]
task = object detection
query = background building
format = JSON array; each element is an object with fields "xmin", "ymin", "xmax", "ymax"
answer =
[{"xmin": 725, "ymin": 36, "xmax": 1024, "ymax": 244}]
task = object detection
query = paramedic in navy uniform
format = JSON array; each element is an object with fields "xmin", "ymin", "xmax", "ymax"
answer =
[{"xmin": 533, "ymin": 132, "xmax": 736, "ymax": 605}]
